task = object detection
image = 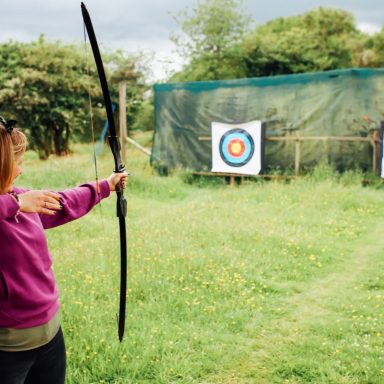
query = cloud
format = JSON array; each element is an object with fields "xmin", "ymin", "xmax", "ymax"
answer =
[{"xmin": 357, "ymin": 22, "xmax": 382, "ymax": 35}]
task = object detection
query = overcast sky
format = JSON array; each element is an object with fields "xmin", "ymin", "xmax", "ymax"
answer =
[{"xmin": 1, "ymin": 0, "xmax": 383, "ymax": 80}]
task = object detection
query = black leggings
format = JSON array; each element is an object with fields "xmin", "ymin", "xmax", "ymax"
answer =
[{"xmin": 0, "ymin": 327, "xmax": 66, "ymax": 384}]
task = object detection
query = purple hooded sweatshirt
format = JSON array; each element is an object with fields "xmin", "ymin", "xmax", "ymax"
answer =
[{"xmin": 0, "ymin": 180, "xmax": 110, "ymax": 329}]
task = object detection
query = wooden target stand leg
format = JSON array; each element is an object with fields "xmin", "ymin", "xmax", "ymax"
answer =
[
  {"xmin": 227, "ymin": 174, "xmax": 244, "ymax": 186},
  {"xmin": 218, "ymin": 174, "xmax": 245, "ymax": 186}
]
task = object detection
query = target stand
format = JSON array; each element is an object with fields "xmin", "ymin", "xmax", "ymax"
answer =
[{"xmin": 211, "ymin": 120, "xmax": 265, "ymax": 176}]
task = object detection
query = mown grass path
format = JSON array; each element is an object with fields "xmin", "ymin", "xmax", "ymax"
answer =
[{"xmin": 213, "ymin": 220, "xmax": 384, "ymax": 384}]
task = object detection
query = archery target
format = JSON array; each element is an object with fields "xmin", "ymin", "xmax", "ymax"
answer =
[
  {"xmin": 219, "ymin": 129, "xmax": 255, "ymax": 167},
  {"xmin": 211, "ymin": 121, "xmax": 264, "ymax": 175}
]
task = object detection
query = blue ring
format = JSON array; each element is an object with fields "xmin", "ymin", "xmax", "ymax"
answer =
[
  {"xmin": 221, "ymin": 134, "xmax": 252, "ymax": 164},
  {"xmin": 219, "ymin": 128, "xmax": 255, "ymax": 167}
]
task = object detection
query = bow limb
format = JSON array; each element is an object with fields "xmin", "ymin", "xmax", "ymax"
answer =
[{"xmin": 81, "ymin": 2, "xmax": 128, "ymax": 342}]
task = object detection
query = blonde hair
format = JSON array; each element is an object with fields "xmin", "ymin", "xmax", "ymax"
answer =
[{"xmin": 0, "ymin": 123, "xmax": 28, "ymax": 194}]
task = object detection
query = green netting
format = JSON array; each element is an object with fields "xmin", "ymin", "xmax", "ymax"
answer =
[{"xmin": 152, "ymin": 68, "xmax": 384, "ymax": 173}]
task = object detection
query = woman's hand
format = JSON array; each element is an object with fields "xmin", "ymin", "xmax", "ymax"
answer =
[
  {"xmin": 106, "ymin": 171, "xmax": 129, "ymax": 192},
  {"xmin": 18, "ymin": 190, "xmax": 62, "ymax": 215}
]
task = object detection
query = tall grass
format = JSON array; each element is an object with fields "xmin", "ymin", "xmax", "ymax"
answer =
[{"xmin": 17, "ymin": 141, "xmax": 384, "ymax": 383}]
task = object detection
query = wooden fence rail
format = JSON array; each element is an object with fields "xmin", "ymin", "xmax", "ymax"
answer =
[{"xmin": 198, "ymin": 132, "xmax": 380, "ymax": 176}]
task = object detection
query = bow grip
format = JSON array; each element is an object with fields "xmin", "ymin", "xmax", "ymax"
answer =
[{"xmin": 116, "ymin": 191, "xmax": 127, "ymax": 218}]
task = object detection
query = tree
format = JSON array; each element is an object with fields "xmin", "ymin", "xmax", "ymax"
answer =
[
  {"xmin": 170, "ymin": 0, "xmax": 251, "ymax": 81},
  {"xmin": 363, "ymin": 28, "xmax": 384, "ymax": 67},
  {"xmin": 0, "ymin": 36, "xmax": 101, "ymax": 158},
  {"xmin": 0, "ymin": 37, "xmax": 148, "ymax": 158},
  {"xmin": 243, "ymin": 8, "xmax": 367, "ymax": 77}
]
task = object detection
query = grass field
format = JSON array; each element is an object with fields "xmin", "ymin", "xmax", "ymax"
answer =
[{"xmin": 18, "ymin": 136, "xmax": 384, "ymax": 383}]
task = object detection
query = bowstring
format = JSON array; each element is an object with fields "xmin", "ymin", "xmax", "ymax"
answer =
[{"xmin": 83, "ymin": 22, "xmax": 105, "ymax": 231}]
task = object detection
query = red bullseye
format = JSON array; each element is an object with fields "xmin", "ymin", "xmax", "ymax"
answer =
[{"xmin": 227, "ymin": 138, "xmax": 245, "ymax": 157}]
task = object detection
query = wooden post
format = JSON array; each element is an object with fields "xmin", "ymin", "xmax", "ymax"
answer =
[
  {"xmin": 372, "ymin": 130, "xmax": 379, "ymax": 175},
  {"xmin": 119, "ymin": 81, "xmax": 127, "ymax": 165},
  {"xmin": 295, "ymin": 131, "xmax": 301, "ymax": 176},
  {"xmin": 229, "ymin": 175, "xmax": 235, "ymax": 187}
]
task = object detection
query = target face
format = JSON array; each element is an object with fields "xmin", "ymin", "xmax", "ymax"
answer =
[
  {"xmin": 219, "ymin": 129, "xmax": 255, "ymax": 167},
  {"xmin": 211, "ymin": 120, "xmax": 264, "ymax": 175}
]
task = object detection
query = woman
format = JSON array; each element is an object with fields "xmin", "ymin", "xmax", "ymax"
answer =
[{"xmin": 0, "ymin": 117, "xmax": 128, "ymax": 383}]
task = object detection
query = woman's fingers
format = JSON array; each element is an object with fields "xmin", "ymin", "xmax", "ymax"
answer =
[
  {"xmin": 120, "ymin": 176, "xmax": 127, "ymax": 189},
  {"xmin": 44, "ymin": 195, "xmax": 62, "ymax": 208},
  {"xmin": 43, "ymin": 191, "xmax": 61, "ymax": 202},
  {"xmin": 40, "ymin": 206, "xmax": 57, "ymax": 215},
  {"xmin": 39, "ymin": 192, "xmax": 62, "ymax": 213},
  {"xmin": 43, "ymin": 201, "xmax": 62, "ymax": 211},
  {"xmin": 107, "ymin": 171, "xmax": 129, "ymax": 191},
  {"xmin": 19, "ymin": 190, "xmax": 62, "ymax": 214}
]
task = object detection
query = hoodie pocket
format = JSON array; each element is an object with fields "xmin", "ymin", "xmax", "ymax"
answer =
[{"xmin": 0, "ymin": 271, "xmax": 9, "ymax": 301}]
